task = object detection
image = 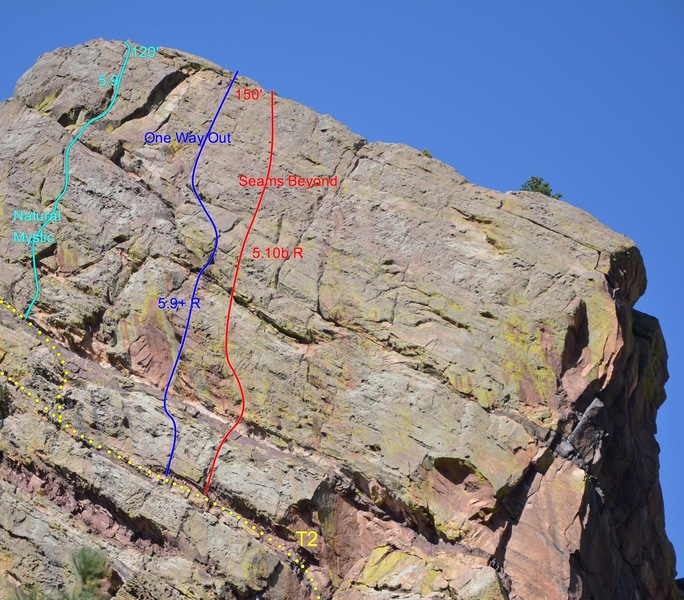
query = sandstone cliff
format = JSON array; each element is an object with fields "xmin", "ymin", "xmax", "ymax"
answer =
[{"xmin": 0, "ymin": 39, "xmax": 677, "ymax": 599}]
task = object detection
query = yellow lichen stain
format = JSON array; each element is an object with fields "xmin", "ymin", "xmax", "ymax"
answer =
[
  {"xmin": 361, "ymin": 545, "xmax": 448, "ymax": 596},
  {"xmin": 361, "ymin": 546, "xmax": 420, "ymax": 586},
  {"xmin": 179, "ymin": 220, "xmax": 213, "ymax": 259},
  {"xmin": 485, "ymin": 232, "xmax": 506, "ymax": 252},
  {"xmin": 581, "ymin": 292, "xmax": 619, "ymax": 383},
  {"xmin": 379, "ymin": 404, "xmax": 426, "ymax": 472},
  {"xmin": 499, "ymin": 312, "xmax": 557, "ymax": 408},
  {"xmin": 444, "ymin": 366, "xmax": 496, "ymax": 408},
  {"xmin": 127, "ymin": 239, "xmax": 148, "ymax": 267},
  {"xmin": 169, "ymin": 138, "xmax": 181, "ymax": 155},
  {"xmin": 502, "ymin": 289, "xmax": 531, "ymax": 312},
  {"xmin": 35, "ymin": 91, "xmax": 59, "ymax": 113}
]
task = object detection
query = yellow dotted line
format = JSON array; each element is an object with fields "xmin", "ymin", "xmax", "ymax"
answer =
[
  {"xmin": 0, "ymin": 370, "xmax": 326, "ymax": 598},
  {"xmin": 0, "ymin": 299, "xmax": 70, "ymax": 376},
  {"xmin": 0, "ymin": 301, "xmax": 326, "ymax": 598},
  {"xmin": 57, "ymin": 416, "xmax": 325, "ymax": 597}
]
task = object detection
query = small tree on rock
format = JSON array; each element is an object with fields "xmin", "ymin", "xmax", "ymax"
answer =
[
  {"xmin": 0, "ymin": 383, "xmax": 11, "ymax": 425},
  {"xmin": 12, "ymin": 547, "xmax": 111, "ymax": 600},
  {"xmin": 71, "ymin": 547, "xmax": 110, "ymax": 598},
  {"xmin": 520, "ymin": 176, "xmax": 563, "ymax": 199}
]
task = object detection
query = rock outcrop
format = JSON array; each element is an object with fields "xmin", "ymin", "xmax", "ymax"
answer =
[{"xmin": 0, "ymin": 39, "xmax": 677, "ymax": 599}]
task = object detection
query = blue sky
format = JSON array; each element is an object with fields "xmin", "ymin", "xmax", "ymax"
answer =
[{"xmin": 2, "ymin": 0, "xmax": 682, "ymax": 576}]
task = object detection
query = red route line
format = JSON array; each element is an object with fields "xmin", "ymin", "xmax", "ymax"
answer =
[{"xmin": 204, "ymin": 90, "xmax": 275, "ymax": 495}]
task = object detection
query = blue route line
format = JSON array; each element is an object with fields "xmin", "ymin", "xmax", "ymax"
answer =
[
  {"xmin": 163, "ymin": 70, "xmax": 239, "ymax": 476},
  {"xmin": 25, "ymin": 41, "xmax": 132, "ymax": 319}
]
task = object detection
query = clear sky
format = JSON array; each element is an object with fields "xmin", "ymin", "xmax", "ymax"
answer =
[{"xmin": 2, "ymin": 0, "xmax": 682, "ymax": 576}]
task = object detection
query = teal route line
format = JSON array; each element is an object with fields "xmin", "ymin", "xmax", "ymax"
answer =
[{"xmin": 25, "ymin": 41, "xmax": 132, "ymax": 318}]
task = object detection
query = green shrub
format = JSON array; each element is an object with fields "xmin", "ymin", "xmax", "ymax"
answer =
[
  {"xmin": 520, "ymin": 176, "xmax": 562, "ymax": 199},
  {"xmin": 71, "ymin": 547, "xmax": 110, "ymax": 598},
  {"xmin": 12, "ymin": 547, "xmax": 111, "ymax": 600},
  {"xmin": 12, "ymin": 589, "xmax": 45, "ymax": 600},
  {"xmin": 0, "ymin": 383, "xmax": 10, "ymax": 423}
]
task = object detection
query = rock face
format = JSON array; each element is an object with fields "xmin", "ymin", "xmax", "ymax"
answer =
[{"xmin": 0, "ymin": 39, "xmax": 677, "ymax": 599}]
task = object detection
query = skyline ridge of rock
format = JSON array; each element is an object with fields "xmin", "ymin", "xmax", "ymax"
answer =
[{"xmin": 0, "ymin": 39, "xmax": 677, "ymax": 599}]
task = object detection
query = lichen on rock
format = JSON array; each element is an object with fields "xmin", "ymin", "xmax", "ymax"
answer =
[{"xmin": 0, "ymin": 39, "xmax": 677, "ymax": 599}]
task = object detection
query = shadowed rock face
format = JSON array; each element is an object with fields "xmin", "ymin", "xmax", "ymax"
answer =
[{"xmin": 0, "ymin": 39, "xmax": 676, "ymax": 599}]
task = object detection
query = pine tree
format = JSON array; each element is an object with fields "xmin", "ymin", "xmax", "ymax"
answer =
[
  {"xmin": 0, "ymin": 383, "xmax": 11, "ymax": 424},
  {"xmin": 12, "ymin": 547, "xmax": 110, "ymax": 600},
  {"xmin": 520, "ymin": 176, "xmax": 563, "ymax": 199},
  {"xmin": 70, "ymin": 547, "xmax": 110, "ymax": 599}
]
